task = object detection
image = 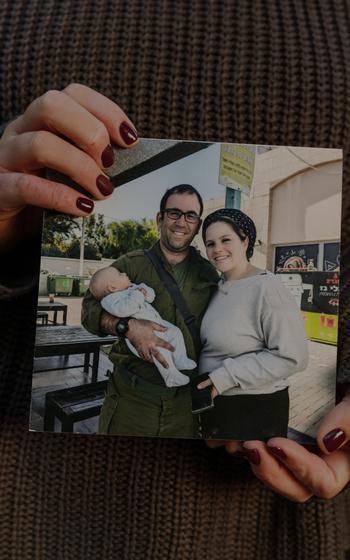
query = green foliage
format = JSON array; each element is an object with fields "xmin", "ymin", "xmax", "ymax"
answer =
[
  {"xmin": 42, "ymin": 213, "xmax": 79, "ymax": 245},
  {"xmin": 42, "ymin": 212, "xmax": 158, "ymax": 260},
  {"xmin": 41, "ymin": 244, "xmax": 66, "ymax": 257},
  {"xmin": 104, "ymin": 218, "xmax": 158, "ymax": 258},
  {"xmin": 66, "ymin": 239, "xmax": 100, "ymax": 260},
  {"xmin": 84, "ymin": 214, "xmax": 109, "ymax": 258}
]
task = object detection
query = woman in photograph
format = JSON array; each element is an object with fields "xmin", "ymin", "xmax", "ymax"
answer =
[{"xmin": 197, "ymin": 208, "xmax": 309, "ymax": 440}]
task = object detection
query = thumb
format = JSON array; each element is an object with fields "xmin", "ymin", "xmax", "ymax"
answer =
[{"xmin": 317, "ymin": 388, "xmax": 350, "ymax": 454}]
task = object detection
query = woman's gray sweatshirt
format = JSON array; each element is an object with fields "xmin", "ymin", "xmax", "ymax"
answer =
[{"xmin": 199, "ymin": 271, "xmax": 309, "ymax": 395}]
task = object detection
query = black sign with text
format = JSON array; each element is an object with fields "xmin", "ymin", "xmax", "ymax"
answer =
[
  {"xmin": 275, "ymin": 244, "xmax": 319, "ymax": 272},
  {"xmin": 299, "ymin": 272, "xmax": 339, "ymax": 314}
]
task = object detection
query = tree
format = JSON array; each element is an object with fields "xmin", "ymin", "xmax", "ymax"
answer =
[
  {"xmin": 66, "ymin": 239, "xmax": 100, "ymax": 260},
  {"xmin": 84, "ymin": 214, "xmax": 108, "ymax": 258},
  {"xmin": 41, "ymin": 212, "xmax": 159, "ymax": 261},
  {"xmin": 42, "ymin": 212, "xmax": 79, "ymax": 245},
  {"xmin": 104, "ymin": 218, "xmax": 158, "ymax": 258},
  {"xmin": 41, "ymin": 244, "xmax": 66, "ymax": 257}
]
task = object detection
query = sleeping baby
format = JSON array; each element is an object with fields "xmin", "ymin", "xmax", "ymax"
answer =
[{"xmin": 89, "ymin": 266, "xmax": 196, "ymax": 387}]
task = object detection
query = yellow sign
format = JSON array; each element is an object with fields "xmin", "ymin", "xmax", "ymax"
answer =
[
  {"xmin": 219, "ymin": 144, "xmax": 256, "ymax": 193},
  {"xmin": 302, "ymin": 311, "xmax": 338, "ymax": 346}
]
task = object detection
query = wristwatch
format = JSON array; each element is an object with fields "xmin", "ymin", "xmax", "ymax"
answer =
[{"xmin": 116, "ymin": 317, "xmax": 131, "ymax": 337}]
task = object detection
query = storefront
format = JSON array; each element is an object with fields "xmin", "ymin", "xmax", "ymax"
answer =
[
  {"xmin": 242, "ymin": 147, "xmax": 342, "ymax": 345},
  {"xmin": 276, "ymin": 268, "xmax": 339, "ymax": 345}
]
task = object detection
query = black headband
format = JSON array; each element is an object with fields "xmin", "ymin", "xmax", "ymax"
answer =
[{"xmin": 202, "ymin": 208, "xmax": 257, "ymax": 259}]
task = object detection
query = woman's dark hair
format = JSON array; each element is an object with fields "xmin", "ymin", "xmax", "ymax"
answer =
[{"xmin": 160, "ymin": 184, "xmax": 204, "ymax": 216}]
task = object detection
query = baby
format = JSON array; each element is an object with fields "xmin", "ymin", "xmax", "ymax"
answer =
[{"xmin": 89, "ymin": 266, "xmax": 196, "ymax": 387}]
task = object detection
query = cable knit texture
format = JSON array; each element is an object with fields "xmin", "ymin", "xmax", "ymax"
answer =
[{"xmin": 0, "ymin": 1, "xmax": 349, "ymax": 558}]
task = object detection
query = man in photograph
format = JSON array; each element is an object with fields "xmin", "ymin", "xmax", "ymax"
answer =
[{"xmin": 81, "ymin": 184, "xmax": 218, "ymax": 437}]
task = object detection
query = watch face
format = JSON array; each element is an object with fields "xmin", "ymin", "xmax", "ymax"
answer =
[{"xmin": 117, "ymin": 318, "xmax": 129, "ymax": 336}]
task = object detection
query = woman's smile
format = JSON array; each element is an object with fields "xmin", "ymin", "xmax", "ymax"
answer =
[{"xmin": 205, "ymin": 221, "xmax": 249, "ymax": 280}]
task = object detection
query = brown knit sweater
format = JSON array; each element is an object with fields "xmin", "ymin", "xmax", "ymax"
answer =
[{"xmin": 0, "ymin": 1, "xmax": 349, "ymax": 558}]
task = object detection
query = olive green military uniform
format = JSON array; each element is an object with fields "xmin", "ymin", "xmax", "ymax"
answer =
[{"xmin": 81, "ymin": 242, "xmax": 218, "ymax": 438}]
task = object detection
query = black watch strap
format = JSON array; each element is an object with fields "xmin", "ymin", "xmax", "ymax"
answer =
[{"xmin": 116, "ymin": 317, "xmax": 131, "ymax": 337}]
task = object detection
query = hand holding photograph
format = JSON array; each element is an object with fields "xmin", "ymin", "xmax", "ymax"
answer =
[{"xmin": 31, "ymin": 139, "xmax": 342, "ymax": 445}]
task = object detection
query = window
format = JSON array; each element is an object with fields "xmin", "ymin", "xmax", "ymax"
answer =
[
  {"xmin": 274, "ymin": 244, "xmax": 319, "ymax": 272},
  {"xmin": 323, "ymin": 242, "xmax": 340, "ymax": 271},
  {"xmin": 274, "ymin": 242, "xmax": 340, "ymax": 272}
]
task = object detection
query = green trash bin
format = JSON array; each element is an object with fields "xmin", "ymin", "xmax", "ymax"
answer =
[
  {"xmin": 72, "ymin": 276, "xmax": 90, "ymax": 296},
  {"xmin": 47, "ymin": 275, "xmax": 74, "ymax": 296}
]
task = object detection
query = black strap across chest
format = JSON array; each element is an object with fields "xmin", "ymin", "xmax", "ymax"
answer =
[{"xmin": 145, "ymin": 248, "xmax": 201, "ymax": 353}]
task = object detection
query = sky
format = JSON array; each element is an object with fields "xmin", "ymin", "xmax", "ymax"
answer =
[{"xmin": 96, "ymin": 142, "xmax": 227, "ymax": 223}]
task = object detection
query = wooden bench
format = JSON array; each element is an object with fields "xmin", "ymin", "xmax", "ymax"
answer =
[
  {"xmin": 44, "ymin": 380, "xmax": 108, "ymax": 432},
  {"xmin": 37, "ymin": 311, "xmax": 49, "ymax": 325}
]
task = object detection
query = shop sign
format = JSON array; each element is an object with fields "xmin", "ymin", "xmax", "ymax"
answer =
[
  {"xmin": 275, "ymin": 244, "xmax": 319, "ymax": 272},
  {"xmin": 218, "ymin": 144, "xmax": 256, "ymax": 194},
  {"xmin": 302, "ymin": 311, "xmax": 338, "ymax": 345},
  {"xmin": 299, "ymin": 272, "xmax": 339, "ymax": 315},
  {"xmin": 323, "ymin": 242, "xmax": 340, "ymax": 271},
  {"xmin": 277, "ymin": 271, "xmax": 339, "ymax": 345}
]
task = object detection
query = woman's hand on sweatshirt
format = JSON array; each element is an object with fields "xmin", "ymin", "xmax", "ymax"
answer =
[
  {"xmin": 0, "ymin": 84, "xmax": 138, "ymax": 249},
  {"xmin": 197, "ymin": 377, "xmax": 219, "ymax": 399}
]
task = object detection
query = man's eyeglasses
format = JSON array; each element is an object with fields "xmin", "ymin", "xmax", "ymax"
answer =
[{"xmin": 162, "ymin": 208, "xmax": 201, "ymax": 224}]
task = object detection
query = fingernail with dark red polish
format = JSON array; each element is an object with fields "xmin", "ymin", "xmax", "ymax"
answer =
[
  {"xmin": 120, "ymin": 121, "xmax": 138, "ymax": 145},
  {"xmin": 243, "ymin": 448, "xmax": 261, "ymax": 466},
  {"xmin": 323, "ymin": 428, "xmax": 346, "ymax": 452},
  {"xmin": 267, "ymin": 446, "xmax": 287, "ymax": 461},
  {"xmin": 96, "ymin": 175, "xmax": 114, "ymax": 196},
  {"xmin": 232, "ymin": 451, "xmax": 247, "ymax": 459},
  {"xmin": 76, "ymin": 197, "xmax": 94, "ymax": 214},
  {"xmin": 101, "ymin": 145, "xmax": 115, "ymax": 167}
]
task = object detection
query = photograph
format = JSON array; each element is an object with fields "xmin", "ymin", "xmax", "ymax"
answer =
[{"xmin": 30, "ymin": 139, "xmax": 342, "ymax": 442}]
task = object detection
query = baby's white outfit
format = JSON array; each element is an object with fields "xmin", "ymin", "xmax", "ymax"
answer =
[{"xmin": 101, "ymin": 283, "xmax": 196, "ymax": 387}]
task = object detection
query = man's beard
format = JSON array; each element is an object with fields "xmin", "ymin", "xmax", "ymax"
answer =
[{"xmin": 162, "ymin": 232, "xmax": 193, "ymax": 253}]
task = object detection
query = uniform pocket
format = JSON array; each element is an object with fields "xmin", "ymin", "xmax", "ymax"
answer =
[{"xmin": 98, "ymin": 392, "xmax": 118, "ymax": 435}]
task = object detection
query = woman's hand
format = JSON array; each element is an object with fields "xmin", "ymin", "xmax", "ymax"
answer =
[
  {"xmin": 0, "ymin": 83, "xmax": 138, "ymax": 248},
  {"xmin": 240, "ymin": 388, "xmax": 350, "ymax": 502},
  {"xmin": 199, "ymin": 378, "xmax": 242, "ymax": 455},
  {"xmin": 197, "ymin": 377, "xmax": 219, "ymax": 399}
]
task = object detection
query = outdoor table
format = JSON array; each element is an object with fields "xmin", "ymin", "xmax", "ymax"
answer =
[
  {"xmin": 34, "ymin": 325, "xmax": 118, "ymax": 383},
  {"xmin": 37, "ymin": 300, "xmax": 68, "ymax": 325}
]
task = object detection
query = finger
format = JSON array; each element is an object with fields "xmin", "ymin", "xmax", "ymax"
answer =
[
  {"xmin": 7, "ymin": 90, "xmax": 115, "ymax": 169},
  {"xmin": 197, "ymin": 379, "xmax": 212, "ymax": 390},
  {"xmin": 150, "ymin": 322, "xmax": 168, "ymax": 332},
  {"xmin": 153, "ymin": 337, "xmax": 175, "ymax": 352},
  {"xmin": 224, "ymin": 441, "xmax": 245, "ymax": 456},
  {"xmin": 139, "ymin": 351, "xmax": 152, "ymax": 363},
  {"xmin": 206, "ymin": 440, "xmax": 229, "ymax": 449},
  {"xmin": 151, "ymin": 349, "xmax": 169, "ymax": 369},
  {"xmin": 63, "ymin": 84, "xmax": 138, "ymax": 147},
  {"xmin": 243, "ymin": 441, "xmax": 313, "ymax": 502},
  {"xmin": 317, "ymin": 388, "xmax": 350, "ymax": 453},
  {"xmin": 7, "ymin": 86, "xmax": 138, "ymax": 154},
  {"xmin": 1, "ymin": 132, "xmax": 114, "ymax": 200},
  {"xmin": 266, "ymin": 437, "xmax": 350, "ymax": 499},
  {"xmin": 0, "ymin": 171, "xmax": 94, "ymax": 217}
]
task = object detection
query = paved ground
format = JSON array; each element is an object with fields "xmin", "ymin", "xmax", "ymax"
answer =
[
  {"xmin": 288, "ymin": 340, "xmax": 336, "ymax": 437},
  {"xmin": 32, "ymin": 296, "xmax": 338, "ymax": 439}
]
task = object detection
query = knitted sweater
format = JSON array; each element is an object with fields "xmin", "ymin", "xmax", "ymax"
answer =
[
  {"xmin": 199, "ymin": 272, "xmax": 308, "ymax": 395},
  {"xmin": 0, "ymin": 1, "xmax": 349, "ymax": 559}
]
